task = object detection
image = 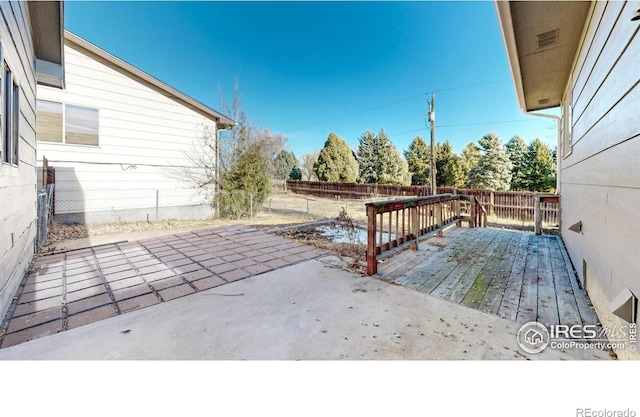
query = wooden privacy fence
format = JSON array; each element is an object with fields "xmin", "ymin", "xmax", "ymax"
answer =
[
  {"xmin": 286, "ymin": 180, "xmax": 431, "ymax": 199},
  {"xmin": 365, "ymin": 194, "xmax": 487, "ymax": 275},
  {"xmin": 439, "ymin": 188, "xmax": 558, "ymax": 225},
  {"xmin": 285, "ymin": 181, "xmax": 559, "ymax": 225}
]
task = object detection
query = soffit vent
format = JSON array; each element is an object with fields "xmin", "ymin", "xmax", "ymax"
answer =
[
  {"xmin": 537, "ymin": 29, "xmax": 559, "ymax": 49},
  {"xmin": 538, "ymin": 98, "xmax": 550, "ymax": 105}
]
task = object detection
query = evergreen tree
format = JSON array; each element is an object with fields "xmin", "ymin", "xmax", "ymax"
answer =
[
  {"xmin": 216, "ymin": 142, "xmax": 271, "ymax": 218},
  {"xmin": 376, "ymin": 129, "xmax": 410, "ymax": 185},
  {"xmin": 289, "ymin": 167, "xmax": 302, "ymax": 180},
  {"xmin": 460, "ymin": 142, "xmax": 481, "ymax": 187},
  {"xmin": 436, "ymin": 140, "xmax": 465, "ymax": 187},
  {"xmin": 273, "ymin": 150, "xmax": 298, "ymax": 180},
  {"xmin": 467, "ymin": 132, "xmax": 512, "ymax": 190},
  {"xmin": 356, "ymin": 130, "xmax": 378, "ymax": 183},
  {"xmin": 505, "ymin": 135, "xmax": 528, "ymax": 190},
  {"xmin": 356, "ymin": 129, "xmax": 410, "ymax": 185},
  {"xmin": 314, "ymin": 133, "xmax": 359, "ymax": 182},
  {"xmin": 404, "ymin": 136, "xmax": 431, "ymax": 186},
  {"xmin": 522, "ymin": 138, "xmax": 556, "ymax": 191}
]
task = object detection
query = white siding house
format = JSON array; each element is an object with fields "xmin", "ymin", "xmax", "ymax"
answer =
[
  {"xmin": 497, "ymin": 1, "xmax": 640, "ymax": 359},
  {"xmin": 37, "ymin": 31, "xmax": 235, "ymax": 224},
  {"xmin": 0, "ymin": 2, "xmax": 64, "ymax": 318}
]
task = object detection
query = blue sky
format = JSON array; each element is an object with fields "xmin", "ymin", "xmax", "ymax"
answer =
[{"xmin": 65, "ymin": 1, "xmax": 558, "ymax": 159}]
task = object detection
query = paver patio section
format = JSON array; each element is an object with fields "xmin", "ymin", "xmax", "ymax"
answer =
[{"xmin": 0, "ymin": 225, "xmax": 326, "ymax": 349}]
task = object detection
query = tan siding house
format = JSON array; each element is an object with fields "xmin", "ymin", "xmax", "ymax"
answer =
[
  {"xmin": 497, "ymin": 1, "xmax": 640, "ymax": 359},
  {"xmin": 37, "ymin": 31, "xmax": 234, "ymax": 224},
  {"xmin": 0, "ymin": 2, "xmax": 63, "ymax": 318}
]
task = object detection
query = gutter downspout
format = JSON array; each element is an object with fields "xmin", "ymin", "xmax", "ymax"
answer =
[{"xmin": 522, "ymin": 111, "xmax": 561, "ymax": 195}]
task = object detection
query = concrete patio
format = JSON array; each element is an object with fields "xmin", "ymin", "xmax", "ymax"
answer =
[
  {"xmin": 0, "ymin": 225, "xmax": 325, "ymax": 349},
  {"xmin": 0, "ymin": 256, "xmax": 611, "ymax": 360}
]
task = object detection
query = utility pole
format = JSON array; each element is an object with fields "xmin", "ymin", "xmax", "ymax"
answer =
[{"xmin": 428, "ymin": 92, "xmax": 437, "ymax": 195}]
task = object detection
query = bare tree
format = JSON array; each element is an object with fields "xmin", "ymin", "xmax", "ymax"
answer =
[
  {"xmin": 170, "ymin": 79, "xmax": 287, "ymax": 209},
  {"xmin": 302, "ymin": 151, "xmax": 319, "ymax": 181}
]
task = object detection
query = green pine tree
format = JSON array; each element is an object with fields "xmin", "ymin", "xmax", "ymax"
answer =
[
  {"xmin": 436, "ymin": 140, "xmax": 465, "ymax": 187},
  {"xmin": 273, "ymin": 150, "xmax": 298, "ymax": 180},
  {"xmin": 468, "ymin": 132, "xmax": 512, "ymax": 190},
  {"xmin": 356, "ymin": 130, "xmax": 378, "ymax": 183},
  {"xmin": 356, "ymin": 129, "xmax": 409, "ymax": 185},
  {"xmin": 505, "ymin": 135, "xmax": 528, "ymax": 190},
  {"xmin": 460, "ymin": 142, "xmax": 481, "ymax": 188},
  {"xmin": 376, "ymin": 129, "xmax": 410, "ymax": 185},
  {"xmin": 314, "ymin": 133, "xmax": 359, "ymax": 182},
  {"xmin": 404, "ymin": 136, "xmax": 431, "ymax": 186},
  {"xmin": 522, "ymin": 138, "xmax": 556, "ymax": 192},
  {"xmin": 216, "ymin": 142, "xmax": 271, "ymax": 218}
]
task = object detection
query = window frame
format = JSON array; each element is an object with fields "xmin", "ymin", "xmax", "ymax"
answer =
[
  {"xmin": 562, "ymin": 77, "xmax": 574, "ymax": 159},
  {"xmin": 36, "ymin": 99, "xmax": 100, "ymax": 147},
  {"xmin": 1, "ymin": 45, "xmax": 20, "ymax": 166}
]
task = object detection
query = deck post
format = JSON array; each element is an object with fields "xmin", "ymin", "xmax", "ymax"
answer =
[
  {"xmin": 410, "ymin": 206, "xmax": 419, "ymax": 250},
  {"xmin": 489, "ymin": 191, "xmax": 495, "ymax": 216},
  {"xmin": 470, "ymin": 197, "xmax": 476, "ymax": 228},
  {"xmin": 534, "ymin": 194, "xmax": 542, "ymax": 235},
  {"xmin": 366, "ymin": 205, "xmax": 377, "ymax": 275},
  {"xmin": 435, "ymin": 202, "xmax": 443, "ymax": 237}
]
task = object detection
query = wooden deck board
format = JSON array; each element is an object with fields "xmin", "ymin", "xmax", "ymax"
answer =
[
  {"xmin": 497, "ymin": 233, "xmax": 531, "ymax": 321},
  {"xmin": 451, "ymin": 230, "xmax": 513, "ymax": 304},
  {"xmin": 516, "ymin": 236, "xmax": 539, "ymax": 323},
  {"xmin": 479, "ymin": 232, "xmax": 525, "ymax": 315},
  {"xmin": 408, "ymin": 228, "xmax": 488, "ymax": 292},
  {"xmin": 461, "ymin": 230, "xmax": 520, "ymax": 309},
  {"xmin": 429, "ymin": 229, "xmax": 500, "ymax": 298},
  {"xmin": 548, "ymin": 236, "xmax": 583, "ymax": 326},
  {"xmin": 375, "ymin": 227, "xmax": 600, "ymax": 327},
  {"xmin": 554, "ymin": 237, "xmax": 600, "ymax": 326},
  {"xmin": 536, "ymin": 236, "xmax": 560, "ymax": 326}
]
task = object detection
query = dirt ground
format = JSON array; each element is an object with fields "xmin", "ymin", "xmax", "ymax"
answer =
[{"xmin": 43, "ymin": 192, "xmax": 557, "ymax": 251}]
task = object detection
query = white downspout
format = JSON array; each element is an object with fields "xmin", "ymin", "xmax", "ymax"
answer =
[{"xmin": 522, "ymin": 111, "xmax": 562, "ymax": 195}]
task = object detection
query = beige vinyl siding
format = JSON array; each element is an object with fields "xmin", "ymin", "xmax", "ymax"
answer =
[
  {"xmin": 561, "ymin": 0, "xmax": 640, "ymax": 309},
  {"xmin": 37, "ymin": 41, "xmax": 216, "ymax": 221},
  {"xmin": 0, "ymin": 1, "xmax": 38, "ymax": 317}
]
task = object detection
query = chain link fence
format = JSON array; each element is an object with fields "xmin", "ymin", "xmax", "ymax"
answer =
[
  {"xmin": 54, "ymin": 187, "xmax": 213, "ymax": 225},
  {"xmin": 35, "ymin": 184, "xmax": 54, "ymax": 252},
  {"xmin": 50, "ymin": 185, "xmax": 395, "ymax": 228}
]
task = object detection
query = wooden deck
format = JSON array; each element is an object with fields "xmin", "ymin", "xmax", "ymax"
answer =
[{"xmin": 376, "ymin": 227, "xmax": 599, "ymax": 327}]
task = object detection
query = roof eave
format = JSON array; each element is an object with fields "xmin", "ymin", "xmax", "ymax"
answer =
[
  {"xmin": 495, "ymin": 1, "xmax": 528, "ymax": 112},
  {"xmin": 29, "ymin": 1, "xmax": 65, "ymax": 89},
  {"xmin": 63, "ymin": 30, "xmax": 236, "ymax": 128}
]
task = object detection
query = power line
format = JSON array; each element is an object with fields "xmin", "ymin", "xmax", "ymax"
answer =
[
  {"xmin": 388, "ymin": 118, "xmax": 544, "ymax": 137},
  {"xmin": 285, "ymin": 79, "xmax": 510, "ymax": 134}
]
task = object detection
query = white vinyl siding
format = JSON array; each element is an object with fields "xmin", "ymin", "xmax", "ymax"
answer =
[
  {"xmin": 37, "ymin": 39, "xmax": 218, "ymax": 222},
  {"xmin": 36, "ymin": 100, "xmax": 100, "ymax": 146},
  {"xmin": 0, "ymin": 0, "xmax": 39, "ymax": 318},
  {"xmin": 561, "ymin": 0, "xmax": 640, "ymax": 308}
]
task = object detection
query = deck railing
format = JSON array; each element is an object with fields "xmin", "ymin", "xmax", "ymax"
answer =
[{"xmin": 365, "ymin": 194, "xmax": 479, "ymax": 275}]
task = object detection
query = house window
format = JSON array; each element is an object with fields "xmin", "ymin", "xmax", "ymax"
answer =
[
  {"xmin": 1, "ymin": 59, "xmax": 20, "ymax": 165},
  {"xmin": 562, "ymin": 85, "xmax": 573, "ymax": 158},
  {"xmin": 65, "ymin": 104, "xmax": 99, "ymax": 146},
  {"xmin": 36, "ymin": 100, "xmax": 63, "ymax": 143},
  {"xmin": 36, "ymin": 100, "xmax": 99, "ymax": 146}
]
